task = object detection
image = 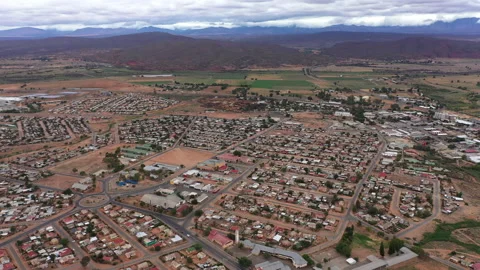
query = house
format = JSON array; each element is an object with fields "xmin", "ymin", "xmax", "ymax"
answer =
[
  {"xmin": 255, "ymin": 260, "xmax": 291, "ymax": 270},
  {"xmin": 140, "ymin": 194, "xmax": 184, "ymax": 209},
  {"xmin": 197, "ymin": 159, "xmax": 227, "ymax": 171},
  {"xmin": 208, "ymin": 230, "xmax": 234, "ymax": 249}
]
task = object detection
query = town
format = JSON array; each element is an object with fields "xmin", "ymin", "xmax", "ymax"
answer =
[{"xmin": 0, "ymin": 62, "xmax": 479, "ymax": 270}]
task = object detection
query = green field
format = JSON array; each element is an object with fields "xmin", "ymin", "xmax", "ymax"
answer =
[
  {"xmin": 320, "ymin": 76, "xmax": 377, "ymax": 89},
  {"xmin": 250, "ymin": 80, "xmax": 315, "ymax": 89},
  {"xmin": 352, "ymin": 233, "xmax": 378, "ymax": 250},
  {"xmin": 417, "ymin": 84, "xmax": 479, "ymax": 116},
  {"xmin": 420, "ymin": 220, "xmax": 480, "ymax": 254}
]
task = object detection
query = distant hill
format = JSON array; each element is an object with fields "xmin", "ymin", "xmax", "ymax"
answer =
[
  {"xmin": 324, "ymin": 37, "xmax": 480, "ymax": 59},
  {"xmin": 243, "ymin": 32, "xmax": 419, "ymax": 48},
  {"xmin": 0, "ymin": 32, "xmax": 326, "ymax": 70},
  {"xmin": 1, "ymin": 18, "xmax": 480, "ymax": 40}
]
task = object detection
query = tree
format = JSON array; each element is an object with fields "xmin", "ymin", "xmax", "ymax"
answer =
[
  {"xmin": 186, "ymin": 257, "xmax": 193, "ymax": 264},
  {"xmin": 49, "ymin": 254, "xmax": 56, "ymax": 262},
  {"xmin": 233, "ymin": 150, "xmax": 242, "ymax": 157},
  {"xmin": 62, "ymin": 188, "xmax": 73, "ymax": 195},
  {"xmin": 388, "ymin": 238, "xmax": 404, "ymax": 255},
  {"xmin": 380, "ymin": 241, "xmax": 385, "ymax": 257},
  {"xmin": 60, "ymin": 238, "xmax": 69, "ymax": 247},
  {"xmin": 72, "ymin": 168, "xmax": 78, "ymax": 173},
  {"xmin": 192, "ymin": 243, "xmax": 203, "ymax": 251},
  {"xmin": 80, "ymin": 256, "xmax": 91, "ymax": 268},
  {"xmin": 194, "ymin": 209, "xmax": 204, "ymax": 217},
  {"xmin": 238, "ymin": 257, "xmax": 252, "ymax": 269},
  {"xmin": 302, "ymin": 254, "xmax": 315, "ymax": 266},
  {"xmin": 390, "ymin": 103, "xmax": 401, "ymax": 111}
]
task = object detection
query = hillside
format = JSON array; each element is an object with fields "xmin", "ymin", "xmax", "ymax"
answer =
[
  {"xmin": 244, "ymin": 31, "xmax": 417, "ymax": 48},
  {"xmin": 0, "ymin": 33, "xmax": 326, "ymax": 70},
  {"xmin": 324, "ymin": 37, "xmax": 480, "ymax": 59}
]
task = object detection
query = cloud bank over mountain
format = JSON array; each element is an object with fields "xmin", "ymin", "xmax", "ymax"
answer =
[{"xmin": 2, "ymin": 0, "xmax": 480, "ymax": 30}]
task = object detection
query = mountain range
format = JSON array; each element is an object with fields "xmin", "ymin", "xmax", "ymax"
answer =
[
  {"xmin": 1, "ymin": 18, "xmax": 480, "ymax": 40},
  {"xmin": 0, "ymin": 32, "xmax": 327, "ymax": 70}
]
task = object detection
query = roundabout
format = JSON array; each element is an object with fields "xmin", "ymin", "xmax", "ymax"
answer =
[{"xmin": 78, "ymin": 194, "xmax": 110, "ymax": 208}]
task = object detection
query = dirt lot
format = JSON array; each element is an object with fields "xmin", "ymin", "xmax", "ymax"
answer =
[
  {"xmin": 50, "ymin": 143, "xmax": 131, "ymax": 175},
  {"xmin": 292, "ymin": 112, "xmax": 332, "ymax": 128},
  {"xmin": 37, "ymin": 174, "xmax": 82, "ymax": 190},
  {"xmin": 389, "ymin": 257, "xmax": 448, "ymax": 270},
  {"xmin": 144, "ymin": 147, "xmax": 214, "ymax": 168}
]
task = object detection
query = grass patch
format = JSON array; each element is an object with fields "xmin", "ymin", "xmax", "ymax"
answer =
[
  {"xmin": 353, "ymin": 233, "xmax": 377, "ymax": 250},
  {"xmin": 420, "ymin": 220, "xmax": 480, "ymax": 254},
  {"xmin": 417, "ymin": 84, "xmax": 476, "ymax": 112},
  {"xmin": 250, "ymin": 80, "xmax": 315, "ymax": 89}
]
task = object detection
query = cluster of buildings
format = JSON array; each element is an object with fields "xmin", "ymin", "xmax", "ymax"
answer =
[
  {"xmin": 198, "ymin": 208, "xmax": 319, "ymax": 250},
  {"xmin": 119, "ymin": 116, "xmax": 191, "ymax": 146},
  {"xmin": 71, "ymin": 177, "xmax": 95, "ymax": 192},
  {"xmin": 181, "ymin": 117, "xmax": 275, "ymax": 151},
  {"xmin": 0, "ymin": 224, "xmax": 27, "ymax": 240},
  {"xmin": 242, "ymin": 240, "xmax": 308, "ymax": 268},
  {"xmin": 61, "ymin": 210, "xmax": 137, "ymax": 265},
  {"xmin": 0, "ymin": 164, "xmax": 49, "ymax": 181},
  {"xmin": 10, "ymin": 144, "xmax": 102, "ymax": 169},
  {"xmin": 9, "ymin": 116, "xmax": 90, "ymax": 145},
  {"xmin": 102, "ymin": 204, "xmax": 184, "ymax": 249},
  {"xmin": 221, "ymin": 194, "xmax": 338, "ymax": 233},
  {"xmin": 0, "ymin": 122, "xmax": 18, "ymax": 149},
  {"xmin": 246, "ymin": 169, "xmax": 355, "ymax": 197},
  {"xmin": 0, "ymin": 249, "xmax": 16, "ymax": 270},
  {"xmin": 441, "ymin": 182, "xmax": 464, "ymax": 215},
  {"xmin": 396, "ymin": 179, "xmax": 434, "ymax": 219},
  {"xmin": 0, "ymin": 186, "xmax": 73, "ymax": 224},
  {"xmin": 355, "ymin": 176, "xmax": 435, "ymax": 232},
  {"xmin": 161, "ymin": 247, "xmax": 227, "ymax": 270},
  {"xmin": 120, "ymin": 261, "xmax": 159, "ymax": 270},
  {"xmin": 239, "ymin": 122, "xmax": 380, "ymax": 182},
  {"xmin": 17, "ymin": 226, "xmax": 77, "ymax": 268},
  {"xmin": 51, "ymin": 93, "xmax": 177, "ymax": 115}
]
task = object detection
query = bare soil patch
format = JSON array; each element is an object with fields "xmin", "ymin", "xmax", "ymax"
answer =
[
  {"xmin": 389, "ymin": 257, "xmax": 448, "ymax": 270},
  {"xmin": 37, "ymin": 174, "xmax": 81, "ymax": 190},
  {"xmin": 144, "ymin": 147, "xmax": 215, "ymax": 168},
  {"xmin": 50, "ymin": 143, "xmax": 131, "ymax": 175}
]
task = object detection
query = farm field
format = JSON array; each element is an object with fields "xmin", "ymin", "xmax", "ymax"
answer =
[
  {"xmin": 250, "ymin": 79, "xmax": 316, "ymax": 89},
  {"xmin": 417, "ymin": 84, "xmax": 480, "ymax": 116},
  {"xmin": 423, "ymin": 74, "xmax": 480, "ymax": 91}
]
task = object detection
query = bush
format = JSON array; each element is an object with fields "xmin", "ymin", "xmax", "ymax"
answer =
[{"xmin": 238, "ymin": 257, "xmax": 252, "ymax": 269}]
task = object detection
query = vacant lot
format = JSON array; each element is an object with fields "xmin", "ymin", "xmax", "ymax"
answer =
[
  {"xmin": 37, "ymin": 174, "xmax": 82, "ymax": 190},
  {"xmin": 421, "ymin": 220, "xmax": 480, "ymax": 254},
  {"xmin": 144, "ymin": 147, "xmax": 214, "ymax": 168},
  {"xmin": 51, "ymin": 143, "xmax": 131, "ymax": 175}
]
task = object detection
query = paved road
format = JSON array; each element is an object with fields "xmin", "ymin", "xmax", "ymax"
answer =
[
  {"xmin": 8, "ymin": 245, "xmax": 27, "ymax": 270},
  {"xmin": 112, "ymin": 201, "xmax": 240, "ymax": 270}
]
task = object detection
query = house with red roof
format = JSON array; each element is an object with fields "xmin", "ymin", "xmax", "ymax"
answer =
[{"xmin": 208, "ymin": 230, "xmax": 233, "ymax": 249}]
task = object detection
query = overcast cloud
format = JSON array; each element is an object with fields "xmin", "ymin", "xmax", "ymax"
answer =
[{"xmin": 1, "ymin": 0, "xmax": 480, "ymax": 30}]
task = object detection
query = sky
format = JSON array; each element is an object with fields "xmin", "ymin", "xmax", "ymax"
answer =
[{"xmin": 1, "ymin": 0, "xmax": 480, "ymax": 30}]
